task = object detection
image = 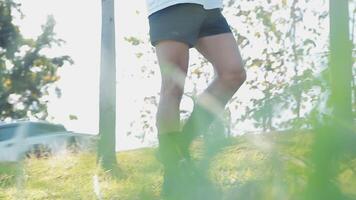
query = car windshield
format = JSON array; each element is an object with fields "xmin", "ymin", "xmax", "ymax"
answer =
[
  {"xmin": 26, "ymin": 123, "xmax": 67, "ymax": 137},
  {"xmin": 0, "ymin": 128, "xmax": 15, "ymax": 141},
  {"xmin": 0, "ymin": 123, "xmax": 67, "ymax": 139}
]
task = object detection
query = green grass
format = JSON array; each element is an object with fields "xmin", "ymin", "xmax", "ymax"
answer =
[{"xmin": 0, "ymin": 131, "xmax": 355, "ymax": 200}]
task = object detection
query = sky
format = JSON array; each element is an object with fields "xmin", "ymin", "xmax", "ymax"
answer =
[
  {"xmin": 18, "ymin": 0, "xmax": 156, "ymax": 151},
  {"xmin": 14, "ymin": 0, "xmax": 336, "ymax": 151}
]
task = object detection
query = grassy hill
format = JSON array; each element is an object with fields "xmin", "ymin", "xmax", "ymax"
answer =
[{"xmin": 1, "ymin": 131, "xmax": 356, "ymax": 200}]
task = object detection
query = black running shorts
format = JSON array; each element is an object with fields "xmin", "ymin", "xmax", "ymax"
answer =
[{"xmin": 148, "ymin": 3, "xmax": 232, "ymax": 48}]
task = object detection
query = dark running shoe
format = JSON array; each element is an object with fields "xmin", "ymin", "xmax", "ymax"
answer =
[
  {"xmin": 161, "ymin": 163, "xmax": 220, "ymax": 200},
  {"xmin": 161, "ymin": 160, "xmax": 198, "ymax": 200},
  {"xmin": 157, "ymin": 132, "xmax": 197, "ymax": 200}
]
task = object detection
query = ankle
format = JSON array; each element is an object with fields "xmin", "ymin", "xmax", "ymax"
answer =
[{"xmin": 158, "ymin": 131, "xmax": 191, "ymax": 161}]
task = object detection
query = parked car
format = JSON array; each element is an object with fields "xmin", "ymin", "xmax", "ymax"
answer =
[{"xmin": 0, "ymin": 121, "xmax": 97, "ymax": 162}]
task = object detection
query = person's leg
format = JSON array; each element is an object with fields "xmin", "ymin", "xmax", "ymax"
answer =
[
  {"xmin": 155, "ymin": 40, "xmax": 200, "ymax": 199},
  {"xmin": 155, "ymin": 39, "xmax": 193, "ymax": 165},
  {"xmin": 148, "ymin": 3, "xmax": 205, "ymax": 137},
  {"xmin": 182, "ymin": 33, "xmax": 246, "ymax": 144},
  {"xmin": 148, "ymin": 4, "xmax": 217, "ymax": 199},
  {"xmin": 155, "ymin": 40, "xmax": 189, "ymax": 135}
]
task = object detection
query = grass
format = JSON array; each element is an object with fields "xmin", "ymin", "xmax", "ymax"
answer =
[{"xmin": 0, "ymin": 131, "xmax": 356, "ymax": 200}]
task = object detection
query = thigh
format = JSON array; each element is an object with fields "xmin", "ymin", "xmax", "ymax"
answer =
[
  {"xmin": 156, "ymin": 40, "xmax": 190, "ymax": 84},
  {"xmin": 195, "ymin": 33, "xmax": 244, "ymax": 75}
]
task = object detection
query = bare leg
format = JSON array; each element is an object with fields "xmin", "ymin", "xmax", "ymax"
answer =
[
  {"xmin": 182, "ymin": 33, "xmax": 246, "ymax": 143},
  {"xmin": 155, "ymin": 41, "xmax": 189, "ymax": 135},
  {"xmin": 155, "ymin": 41, "xmax": 199, "ymax": 199}
]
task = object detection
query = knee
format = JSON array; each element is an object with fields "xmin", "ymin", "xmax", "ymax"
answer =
[
  {"xmin": 217, "ymin": 62, "xmax": 246, "ymax": 89},
  {"xmin": 160, "ymin": 79, "xmax": 185, "ymax": 99}
]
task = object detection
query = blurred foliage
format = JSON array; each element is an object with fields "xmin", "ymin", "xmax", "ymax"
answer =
[
  {"xmin": 303, "ymin": 0, "xmax": 355, "ymax": 199},
  {"xmin": 0, "ymin": 0, "xmax": 73, "ymax": 121}
]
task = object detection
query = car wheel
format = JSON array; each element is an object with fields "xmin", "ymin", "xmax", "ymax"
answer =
[
  {"xmin": 26, "ymin": 144, "xmax": 52, "ymax": 159},
  {"xmin": 66, "ymin": 136, "xmax": 80, "ymax": 153}
]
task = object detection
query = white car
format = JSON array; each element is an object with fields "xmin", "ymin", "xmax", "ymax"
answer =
[{"xmin": 0, "ymin": 121, "xmax": 97, "ymax": 162}]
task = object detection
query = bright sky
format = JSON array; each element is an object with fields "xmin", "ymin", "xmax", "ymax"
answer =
[
  {"xmin": 16, "ymin": 0, "xmax": 333, "ymax": 151},
  {"xmin": 19, "ymin": 0, "xmax": 155, "ymax": 151}
]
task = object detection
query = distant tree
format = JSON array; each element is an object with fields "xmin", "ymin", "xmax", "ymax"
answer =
[
  {"xmin": 0, "ymin": 0, "xmax": 73, "ymax": 120},
  {"xmin": 226, "ymin": 0, "xmax": 329, "ymax": 132}
]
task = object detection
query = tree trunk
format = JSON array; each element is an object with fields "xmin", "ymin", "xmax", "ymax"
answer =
[
  {"xmin": 329, "ymin": 0, "xmax": 353, "ymax": 124},
  {"xmin": 97, "ymin": 0, "xmax": 118, "ymax": 173},
  {"xmin": 305, "ymin": 1, "xmax": 352, "ymax": 199},
  {"xmin": 351, "ymin": 10, "xmax": 356, "ymax": 118},
  {"xmin": 291, "ymin": 0, "xmax": 302, "ymax": 121}
]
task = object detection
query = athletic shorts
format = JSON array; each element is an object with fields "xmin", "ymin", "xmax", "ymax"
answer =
[{"xmin": 148, "ymin": 3, "xmax": 232, "ymax": 48}]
